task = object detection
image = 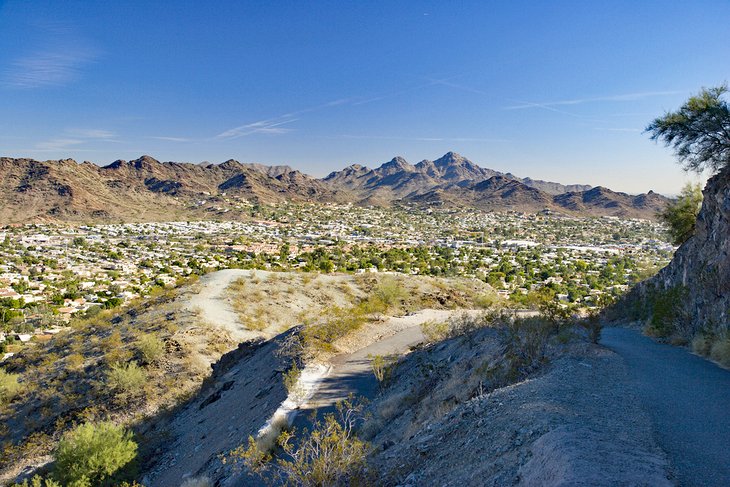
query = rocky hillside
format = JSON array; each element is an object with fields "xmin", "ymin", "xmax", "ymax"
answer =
[
  {"xmin": 0, "ymin": 156, "xmax": 344, "ymax": 223},
  {"xmin": 0, "ymin": 153, "xmax": 667, "ymax": 223},
  {"xmin": 624, "ymin": 164, "xmax": 730, "ymax": 354}
]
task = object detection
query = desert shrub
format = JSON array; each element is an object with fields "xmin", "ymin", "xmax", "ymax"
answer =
[
  {"xmin": 710, "ymin": 338, "xmax": 730, "ymax": 368},
  {"xmin": 240, "ymin": 396, "xmax": 371, "ymax": 486},
  {"xmin": 691, "ymin": 334, "xmax": 713, "ymax": 356},
  {"xmin": 0, "ymin": 368, "xmax": 22, "ymax": 405},
  {"xmin": 498, "ymin": 317, "xmax": 552, "ymax": 381},
  {"xmin": 54, "ymin": 421, "xmax": 137, "ymax": 487},
  {"xmin": 645, "ymin": 286, "xmax": 689, "ymax": 338},
  {"xmin": 579, "ymin": 313, "xmax": 603, "ymax": 344},
  {"xmin": 370, "ymin": 277, "xmax": 405, "ymax": 311},
  {"xmin": 473, "ymin": 292, "xmax": 498, "ymax": 309},
  {"xmin": 105, "ymin": 362, "xmax": 147, "ymax": 396},
  {"xmin": 283, "ymin": 364, "xmax": 306, "ymax": 404},
  {"xmin": 420, "ymin": 320, "xmax": 450, "ymax": 343},
  {"xmin": 369, "ymin": 354, "xmax": 397, "ymax": 386},
  {"xmin": 136, "ymin": 333, "xmax": 164, "ymax": 365},
  {"xmin": 66, "ymin": 353, "xmax": 85, "ymax": 370},
  {"xmin": 301, "ymin": 305, "xmax": 366, "ymax": 352},
  {"xmin": 11, "ymin": 475, "xmax": 61, "ymax": 487}
]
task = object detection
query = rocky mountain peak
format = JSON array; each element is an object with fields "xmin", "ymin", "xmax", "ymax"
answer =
[
  {"xmin": 376, "ymin": 157, "xmax": 414, "ymax": 175},
  {"xmin": 433, "ymin": 151, "xmax": 468, "ymax": 167},
  {"xmin": 130, "ymin": 155, "xmax": 161, "ymax": 170}
]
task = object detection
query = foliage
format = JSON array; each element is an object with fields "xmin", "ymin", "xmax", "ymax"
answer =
[
  {"xmin": 11, "ymin": 475, "xmax": 61, "ymax": 487},
  {"xmin": 369, "ymin": 354, "xmax": 397, "ymax": 386},
  {"xmin": 659, "ymin": 183, "xmax": 703, "ymax": 245},
  {"xmin": 54, "ymin": 421, "xmax": 137, "ymax": 487},
  {"xmin": 646, "ymin": 84, "xmax": 730, "ymax": 174},
  {"xmin": 498, "ymin": 317, "xmax": 553, "ymax": 381},
  {"xmin": 710, "ymin": 338, "xmax": 730, "ymax": 368},
  {"xmin": 0, "ymin": 368, "xmax": 22, "ymax": 405},
  {"xmin": 370, "ymin": 276, "xmax": 406, "ymax": 312},
  {"xmin": 237, "ymin": 397, "xmax": 370, "ymax": 486},
  {"xmin": 420, "ymin": 319, "xmax": 451, "ymax": 343},
  {"xmin": 136, "ymin": 333, "xmax": 165, "ymax": 365},
  {"xmin": 645, "ymin": 286, "xmax": 689, "ymax": 338},
  {"xmin": 579, "ymin": 313, "xmax": 603, "ymax": 344},
  {"xmin": 283, "ymin": 363, "xmax": 306, "ymax": 404},
  {"xmin": 105, "ymin": 361, "xmax": 147, "ymax": 397}
]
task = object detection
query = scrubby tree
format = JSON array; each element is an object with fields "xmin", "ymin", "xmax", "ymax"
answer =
[
  {"xmin": 659, "ymin": 183, "xmax": 703, "ymax": 245},
  {"xmin": 646, "ymin": 84, "xmax": 730, "ymax": 174},
  {"xmin": 54, "ymin": 422, "xmax": 137, "ymax": 487}
]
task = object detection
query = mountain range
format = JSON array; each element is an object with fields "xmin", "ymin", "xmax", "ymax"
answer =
[{"xmin": 0, "ymin": 152, "xmax": 668, "ymax": 223}]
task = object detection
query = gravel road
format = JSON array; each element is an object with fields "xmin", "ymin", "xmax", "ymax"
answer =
[{"xmin": 601, "ymin": 327, "xmax": 730, "ymax": 486}]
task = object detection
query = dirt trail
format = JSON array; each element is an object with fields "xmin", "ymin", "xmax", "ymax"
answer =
[
  {"xmin": 300, "ymin": 309, "xmax": 458, "ymax": 414},
  {"xmin": 185, "ymin": 269, "xmax": 265, "ymax": 342},
  {"xmin": 601, "ymin": 327, "xmax": 730, "ymax": 486}
]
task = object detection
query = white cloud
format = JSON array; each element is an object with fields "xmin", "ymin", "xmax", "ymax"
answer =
[
  {"xmin": 148, "ymin": 136, "xmax": 192, "ymax": 142},
  {"xmin": 504, "ymin": 91, "xmax": 684, "ymax": 110},
  {"xmin": 216, "ymin": 118, "xmax": 297, "ymax": 140},
  {"xmin": 3, "ymin": 23, "xmax": 98, "ymax": 89},
  {"xmin": 36, "ymin": 138, "xmax": 84, "ymax": 150},
  {"xmin": 68, "ymin": 129, "xmax": 117, "ymax": 139}
]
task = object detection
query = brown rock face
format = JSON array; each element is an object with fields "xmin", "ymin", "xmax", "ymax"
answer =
[{"xmin": 632, "ymin": 165, "xmax": 730, "ymax": 337}]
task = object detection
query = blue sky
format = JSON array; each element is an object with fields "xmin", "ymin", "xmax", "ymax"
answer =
[{"xmin": 1, "ymin": 1, "xmax": 728, "ymax": 194}]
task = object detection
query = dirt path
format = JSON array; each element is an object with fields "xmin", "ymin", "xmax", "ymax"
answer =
[
  {"xmin": 295, "ymin": 310, "xmax": 471, "ymax": 421},
  {"xmin": 185, "ymin": 269, "xmax": 265, "ymax": 342},
  {"xmin": 601, "ymin": 327, "xmax": 730, "ymax": 486}
]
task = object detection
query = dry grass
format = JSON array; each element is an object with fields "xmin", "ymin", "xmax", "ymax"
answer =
[{"xmin": 709, "ymin": 338, "xmax": 730, "ymax": 368}]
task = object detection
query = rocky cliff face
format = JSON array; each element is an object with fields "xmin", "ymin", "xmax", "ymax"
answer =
[{"xmin": 630, "ymin": 165, "xmax": 730, "ymax": 339}]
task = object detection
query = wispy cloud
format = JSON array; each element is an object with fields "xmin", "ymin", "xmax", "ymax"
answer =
[
  {"xmin": 3, "ymin": 23, "xmax": 98, "ymax": 89},
  {"xmin": 504, "ymin": 91, "xmax": 683, "ymax": 110},
  {"xmin": 331, "ymin": 134, "xmax": 511, "ymax": 143},
  {"xmin": 148, "ymin": 136, "xmax": 192, "ymax": 142},
  {"xmin": 67, "ymin": 128, "xmax": 117, "ymax": 139},
  {"xmin": 35, "ymin": 128, "xmax": 118, "ymax": 151},
  {"xmin": 36, "ymin": 138, "xmax": 85, "ymax": 151},
  {"xmin": 593, "ymin": 127, "xmax": 642, "ymax": 133},
  {"xmin": 216, "ymin": 118, "xmax": 298, "ymax": 140},
  {"xmin": 216, "ymin": 97, "xmax": 362, "ymax": 140}
]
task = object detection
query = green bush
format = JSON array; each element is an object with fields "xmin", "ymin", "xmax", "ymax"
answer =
[
  {"xmin": 645, "ymin": 286, "xmax": 688, "ymax": 338},
  {"xmin": 302, "ymin": 305, "xmax": 366, "ymax": 352},
  {"xmin": 239, "ymin": 396, "xmax": 371, "ymax": 486},
  {"xmin": 136, "ymin": 333, "xmax": 165, "ymax": 365},
  {"xmin": 54, "ymin": 422, "xmax": 137, "ymax": 487},
  {"xmin": 420, "ymin": 320, "xmax": 450, "ymax": 343},
  {"xmin": 371, "ymin": 277, "xmax": 406, "ymax": 312},
  {"xmin": 658, "ymin": 183, "xmax": 703, "ymax": 245},
  {"xmin": 105, "ymin": 362, "xmax": 147, "ymax": 396},
  {"xmin": 0, "ymin": 368, "xmax": 22, "ymax": 405},
  {"xmin": 11, "ymin": 475, "xmax": 61, "ymax": 487}
]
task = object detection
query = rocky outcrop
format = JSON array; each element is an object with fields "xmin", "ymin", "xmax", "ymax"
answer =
[{"xmin": 629, "ymin": 165, "xmax": 730, "ymax": 338}]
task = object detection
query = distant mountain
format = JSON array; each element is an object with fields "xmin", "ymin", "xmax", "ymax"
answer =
[
  {"xmin": 0, "ymin": 152, "xmax": 668, "ymax": 223},
  {"xmin": 323, "ymin": 152, "xmax": 501, "ymax": 198},
  {"xmin": 0, "ymin": 156, "xmax": 344, "ymax": 223},
  {"xmin": 518, "ymin": 177, "xmax": 593, "ymax": 195},
  {"xmin": 323, "ymin": 151, "xmax": 590, "ymax": 198}
]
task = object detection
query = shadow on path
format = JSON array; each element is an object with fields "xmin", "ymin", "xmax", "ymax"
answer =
[{"xmin": 601, "ymin": 327, "xmax": 730, "ymax": 486}]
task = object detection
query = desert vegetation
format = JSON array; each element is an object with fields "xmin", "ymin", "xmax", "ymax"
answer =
[
  {"xmin": 0, "ymin": 285, "xmax": 238, "ymax": 482},
  {"xmin": 234, "ymin": 396, "xmax": 371, "ymax": 486}
]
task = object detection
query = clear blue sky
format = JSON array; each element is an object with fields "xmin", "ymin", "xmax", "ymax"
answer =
[{"xmin": 1, "ymin": 1, "xmax": 728, "ymax": 194}]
